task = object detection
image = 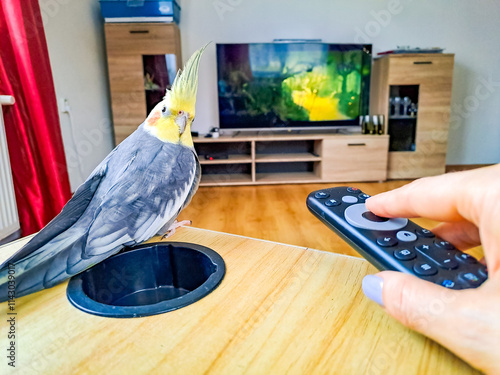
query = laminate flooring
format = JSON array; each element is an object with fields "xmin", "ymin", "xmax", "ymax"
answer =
[{"xmin": 178, "ymin": 180, "xmax": 448, "ymax": 257}]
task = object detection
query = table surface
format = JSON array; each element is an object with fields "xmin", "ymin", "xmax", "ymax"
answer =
[{"xmin": 0, "ymin": 227, "xmax": 477, "ymax": 374}]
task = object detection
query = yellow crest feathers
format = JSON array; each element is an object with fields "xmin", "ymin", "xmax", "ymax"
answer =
[{"xmin": 166, "ymin": 43, "xmax": 209, "ymax": 115}]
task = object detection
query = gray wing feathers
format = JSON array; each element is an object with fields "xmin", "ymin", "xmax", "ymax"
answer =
[
  {"xmin": 0, "ymin": 128, "xmax": 199, "ymax": 301},
  {"xmin": 1, "ymin": 168, "xmax": 106, "ymax": 267}
]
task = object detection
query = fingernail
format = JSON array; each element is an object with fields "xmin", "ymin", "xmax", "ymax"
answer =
[{"xmin": 362, "ymin": 275, "xmax": 385, "ymax": 307}]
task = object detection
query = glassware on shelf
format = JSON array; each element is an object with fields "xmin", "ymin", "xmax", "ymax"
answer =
[{"xmin": 388, "ymin": 85, "xmax": 419, "ymax": 152}]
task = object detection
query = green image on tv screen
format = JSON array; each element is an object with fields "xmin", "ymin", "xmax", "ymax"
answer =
[{"xmin": 217, "ymin": 43, "xmax": 372, "ymax": 129}]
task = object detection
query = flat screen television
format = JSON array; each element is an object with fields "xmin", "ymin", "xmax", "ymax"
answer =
[{"xmin": 216, "ymin": 42, "xmax": 372, "ymax": 131}]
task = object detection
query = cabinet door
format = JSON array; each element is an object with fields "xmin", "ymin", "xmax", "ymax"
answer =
[
  {"xmin": 321, "ymin": 136, "xmax": 389, "ymax": 182},
  {"xmin": 388, "ymin": 54, "xmax": 454, "ymax": 85},
  {"xmin": 387, "ymin": 55, "xmax": 454, "ymax": 178},
  {"xmin": 105, "ymin": 23, "xmax": 182, "ymax": 145}
]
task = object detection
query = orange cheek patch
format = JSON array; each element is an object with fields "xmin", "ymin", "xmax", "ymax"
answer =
[{"xmin": 147, "ymin": 111, "xmax": 161, "ymax": 126}]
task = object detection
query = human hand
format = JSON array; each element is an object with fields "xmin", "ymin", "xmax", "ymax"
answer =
[{"xmin": 363, "ymin": 164, "xmax": 500, "ymax": 374}]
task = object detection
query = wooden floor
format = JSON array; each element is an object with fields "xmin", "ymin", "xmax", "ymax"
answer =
[{"xmin": 178, "ymin": 180, "xmax": 441, "ymax": 258}]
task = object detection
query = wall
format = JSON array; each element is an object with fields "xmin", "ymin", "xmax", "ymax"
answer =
[
  {"xmin": 181, "ymin": 0, "xmax": 500, "ymax": 165},
  {"xmin": 40, "ymin": 0, "xmax": 114, "ymax": 191},
  {"xmin": 42, "ymin": 0, "xmax": 500, "ymax": 184}
]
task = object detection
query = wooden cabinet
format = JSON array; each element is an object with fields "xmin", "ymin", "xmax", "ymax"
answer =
[
  {"xmin": 104, "ymin": 23, "xmax": 182, "ymax": 145},
  {"xmin": 321, "ymin": 136, "xmax": 389, "ymax": 182},
  {"xmin": 370, "ymin": 54, "xmax": 454, "ymax": 179},
  {"xmin": 194, "ymin": 133, "xmax": 388, "ymax": 186}
]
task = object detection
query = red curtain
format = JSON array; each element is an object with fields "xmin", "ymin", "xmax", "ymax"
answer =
[{"xmin": 0, "ymin": 0, "xmax": 71, "ymax": 235}]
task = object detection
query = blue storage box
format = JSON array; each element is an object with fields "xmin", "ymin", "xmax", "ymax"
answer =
[{"xmin": 99, "ymin": 0, "xmax": 180, "ymax": 23}]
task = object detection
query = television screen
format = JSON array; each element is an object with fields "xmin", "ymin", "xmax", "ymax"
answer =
[{"xmin": 216, "ymin": 43, "xmax": 372, "ymax": 130}]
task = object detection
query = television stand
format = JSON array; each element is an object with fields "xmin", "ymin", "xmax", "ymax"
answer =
[{"xmin": 193, "ymin": 132, "xmax": 389, "ymax": 186}]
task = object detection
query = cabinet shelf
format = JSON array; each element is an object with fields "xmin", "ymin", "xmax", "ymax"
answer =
[
  {"xmin": 194, "ymin": 133, "xmax": 389, "ymax": 186},
  {"xmin": 388, "ymin": 115, "xmax": 417, "ymax": 120},
  {"xmin": 255, "ymin": 153, "xmax": 321, "ymax": 163},
  {"xmin": 200, "ymin": 173, "xmax": 252, "ymax": 186},
  {"xmin": 255, "ymin": 172, "xmax": 321, "ymax": 184},
  {"xmin": 199, "ymin": 154, "xmax": 252, "ymax": 165}
]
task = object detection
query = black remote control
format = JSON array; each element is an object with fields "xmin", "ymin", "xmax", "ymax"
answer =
[{"xmin": 307, "ymin": 186, "xmax": 488, "ymax": 289}]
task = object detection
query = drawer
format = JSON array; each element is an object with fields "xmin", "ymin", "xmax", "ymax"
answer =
[
  {"xmin": 321, "ymin": 136, "xmax": 389, "ymax": 182},
  {"xmin": 388, "ymin": 54, "xmax": 454, "ymax": 85},
  {"xmin": 105, "ymin": 23, "xmax": 180, "ymax": 55}
]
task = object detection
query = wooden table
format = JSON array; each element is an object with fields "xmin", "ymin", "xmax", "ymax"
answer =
[{"xmin": 0, "ymin": 227, "xmax": 477, "ymax": 374}]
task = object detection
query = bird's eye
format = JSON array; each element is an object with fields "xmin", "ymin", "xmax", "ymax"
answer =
[
  {"xmin": 162, "ymin": 106, "xmax": 167, "ymax": 114},
  {"xmin": 178, "ymin": 110, "xmax": 184, "ymax": 115}
]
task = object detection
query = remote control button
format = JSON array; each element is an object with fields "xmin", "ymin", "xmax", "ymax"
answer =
[
  {"xmin": 415, "ymin": 244, "xmax": 431, "ymax": 252},
  {"xmin": 393, "ymin": 248, "xmax": 416, "ymax": 261},
  {"xmin": 441, "ymin": 279, "xmax": 455, "ymax": 288},
  {"xmin": 362, "ymin": 211, "xmax": 389, "ymax": 222},
  {"xmin": 416, "ymin": 228, "xmax": 435, "ymax": 238},
  {"xmin": 414, "ymin": 247, "xmax": 459, "ymax": 270},
  {"xmin": 456, "ymin": 253, "xmax": 477, "ymax": 264},
  {"xmin": 325, "ymin": 199, "xmax": 340, "ymax": 207},
  {"xmin": 315, "ymin": 191, "xmax": 329, "ymax": 199},
  {"xmin": 344, "ymin": 204, "xmax": 408, "ymax": 231},
  {"xmin": 434, "ymin": 240, "xmax": 455, "ymax": 250},
  {"xmin": 413, "ymin": 262, "xmax": 438, "ymax": 276},
  {"xmin": 377, "ymin": 236, "xmax": 398, "ymax": 247},
  {"xmin": 396, "ymin": 230, "xmax": 417, "ymax": 242},
  {"xmin": 478, "ymin": 267, "xmax": 488, "ymax": 279},
  {"xmin": 342, "ymin": 195, "xmax": 358, "ymax": 204},
  {"xmin": 358, "ymin": 193, "xmax": 371, "ymax": 202},
  {"xmin": 459, "ymin": 272, "xmax": 482, "ymax": 287},
  {"xmin": 437, "ymin": 278, "xmax": 462, "ymax": 290},
  {"xmin": 432, "ymin": 255, "xmax": 459, "ymax": 270},
  {"xmin": 347, "ymin": 187, "xmax": 360, "ymax": 193}
]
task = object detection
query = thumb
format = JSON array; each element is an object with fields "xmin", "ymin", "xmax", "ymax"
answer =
[
  {"xmin": 362, "ymin": 272, "xmax": 476, "ymax": 365},
  {"xmin": 363, "ymin": 272, "xmax": 460, "ymax": 337},
  {"xmin": 362, "ymin": 272, "xmax": 500, "ymax": 373}
]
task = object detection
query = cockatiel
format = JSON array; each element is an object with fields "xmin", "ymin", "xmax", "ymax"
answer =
[{"xmin": 0, "ymin": 45, "xmax": 207, "ymax": 302}]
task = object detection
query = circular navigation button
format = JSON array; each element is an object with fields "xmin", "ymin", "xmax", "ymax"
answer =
[
  {"xmin": 396, "ymin": 230, "xmax": 417, "ymax": 242},
  {"xmin": 342, "ymin": 195, "xmax": 358, "ymax": 204},
  {"xmin": 344, "ymin": 203, "xmax": 408, "ymax": 231},
  {"xmin": 315, "ymin": 191, "xmax": 329, "ymax": 199},
  {"xmin": 362, "ymin": 211, "xmax": 389, "ymax": 222}
]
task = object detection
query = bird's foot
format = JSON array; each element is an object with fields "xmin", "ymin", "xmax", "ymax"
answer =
[{"xmin": 161, "ymin": 220, "xmax": 192, "ymax": 240}]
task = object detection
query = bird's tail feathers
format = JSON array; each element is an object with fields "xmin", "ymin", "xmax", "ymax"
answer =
[{"xmin": 0, "ymin": 230, "xmax": 89, "ymax": 302}]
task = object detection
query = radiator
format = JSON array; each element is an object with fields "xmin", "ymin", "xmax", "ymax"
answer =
[{"xmin": 0, "ymin": 95, "xmax": 20, "ymax": 241}]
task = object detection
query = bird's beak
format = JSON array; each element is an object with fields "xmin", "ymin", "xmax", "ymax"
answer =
[{"xmin": 176, "ymin": 112, "xmax": 189, "ymax": 135}]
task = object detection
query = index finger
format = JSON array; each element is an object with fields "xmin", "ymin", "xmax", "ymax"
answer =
[
  {"xmin": 365, "ymin": 165, "xmax": 500, "ymax": 226},
  {"xmin": 366, "ymin": 164, "xmax": 500, "ymax": 276}
]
